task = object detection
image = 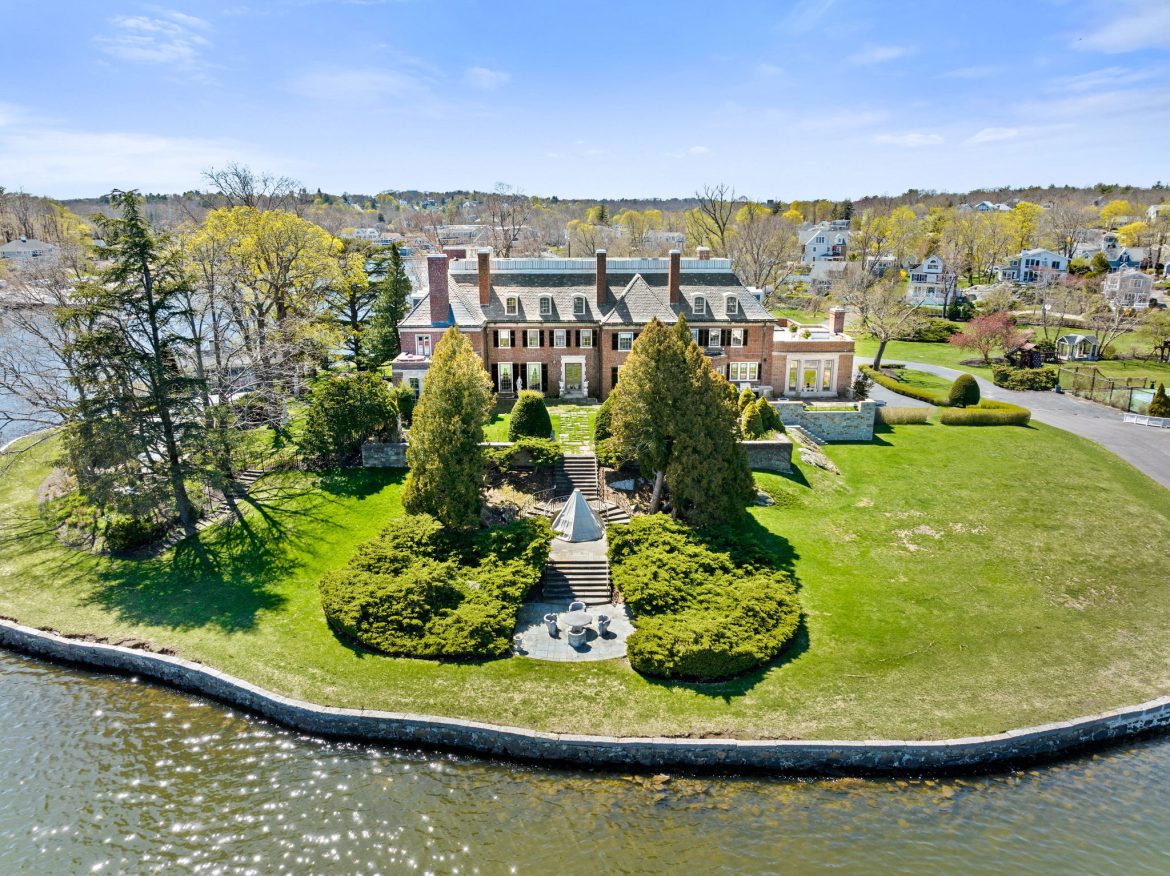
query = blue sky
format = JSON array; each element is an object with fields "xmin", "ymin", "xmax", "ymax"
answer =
[{"xmin": 2, "ymin": 0, "xmax": 1168, "ymax": 200}]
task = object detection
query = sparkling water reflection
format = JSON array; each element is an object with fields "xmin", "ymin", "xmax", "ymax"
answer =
[{"xmin": 2, "ymin": 650, "xmax": 1169, "ymax": 874}]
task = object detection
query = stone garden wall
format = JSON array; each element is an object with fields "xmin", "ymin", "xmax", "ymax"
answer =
[
  {"xmin": 773, "ymin": 400, "xmax": 877, "ymax": 442},
  {"xmin": 743, "ymin": 438, "xmax": 793, "ymax": 473},
  {"xmin": 361, "ymin": 442, "xmax": 407, "ymax": 467},
  {"xmin": 3, "ymin": 618, "xmax": 1170, "ymax": 775}
]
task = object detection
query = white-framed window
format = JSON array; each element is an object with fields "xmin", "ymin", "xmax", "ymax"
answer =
[
  {"xmin": 618, "ymin": 332, "xmax": 634, "ymax": 352},
  {"xmin": 505, "ymin": 296, "xmax": 518, "ymax": 316},
  {"xmin": 693, "ymin": 295, "xmax": 707, "ymax": 315},
  {"xmin": 415, "ymin": 334, "xmax": 431, "ymax": 356},
  {"xmin": 554, "ymin": 329, "xmax": 567, "ymax": 348},
  {"xmin": 498, "ymin": 329, "xmax": 512, "ymax": 348},
  {"xmin": 527, "ymin": 362, "xmax": 542, "ymax": 391},
  {"xmin": 497, "ymin": 363, "xmax": 514, "ymax": 394},
  {"xmin": 539, "ymin": 296, "xmax": 552, "ymax": 316},
  {"xmin": 726, "ymin": 295, "xmax": 739, "ymax": 315},
  {"xmin": 730, "ymin": 328, "xmax": 745, "ymax": 347},
  {"xmin": 821, "ymin": 359, "xmax": 834, "ymax": 392},
  {"xmin": 729, "ymin": 362, "xmax": 759, "ymax": 382},
  {"xmin": 526, "ymin": 329, "xmax": 540, "ymax": 347},
  {"xmin": 580, "ymin": 330, "xmax": 593, "ymax": 348},
  {"xmin": 573, "ymin": 295, "xmax": 586, "ymax": 315},
  {"xmin": 408, "ymin": 377, "xmax": 421, "ymax": 396},
  {"xmin": 691, "ymin": 328, "xmax": 701, "ymax": 345}
]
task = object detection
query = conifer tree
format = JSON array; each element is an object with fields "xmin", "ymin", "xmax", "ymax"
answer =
[
  {"xmin": 1150, "ymin": 383, "xmax": 1170, "ymax": 418},
  {"xmin": 403, "ymin": 327, "xmax": 494, "ymax": 528},
  {"xmin": 364, "ymin": 243, "xmax": 413, "ymax": 368}
]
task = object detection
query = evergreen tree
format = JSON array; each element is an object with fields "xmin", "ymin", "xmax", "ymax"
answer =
[
  {"xmin": 508, "ymin": 390, "xmax": 552, "ymax": 440},
  {"xmin": 738, "ymin": 386, "xmax": 756, "ymax": 412},
  {"xmin": 364, "ymin": 243, "xmax": 413, "ymax": 368},
  {"xmin": 403, "ymin": 327, "xmax": 494, "ymax": 528},
  {"xmin": 1150, "ymin": 383, "xmax": 1170, "ymax": 418},
  {"xmin": 65, "ymin": 190, "xmax": 204, "ymax": 528},
  {"xmin": 948, "ymin": 373, "xmax": 981, "ymax": 408},
  {"xmin": 299, "ymin": 373, "xmax": 397, "ymax": 467}
]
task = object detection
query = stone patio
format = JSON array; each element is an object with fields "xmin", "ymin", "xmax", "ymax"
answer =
[{"xmin": 513, "ymin": 601, "xmax": 632, "ymax": 662}]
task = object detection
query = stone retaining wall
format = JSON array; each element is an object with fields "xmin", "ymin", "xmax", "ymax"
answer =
[
  {"xmin": 743, "ymin": 438, "xmax": 793, "ymax": 473},
  {"xmin": 361, "ymin": 441, "xmax": 407, "ymax": 467},
  {"xmin": 3, "ymin": 618, "xmax": 1169, "ymax": 775},
  {"xmin": 774, "ymin": 400, "xmax": 877, "ymax": 442}
]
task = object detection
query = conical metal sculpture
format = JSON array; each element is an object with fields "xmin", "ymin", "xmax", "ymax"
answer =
[{"xmin": 551, "ymin": 488, "xmax": 605, "ymax": 542}]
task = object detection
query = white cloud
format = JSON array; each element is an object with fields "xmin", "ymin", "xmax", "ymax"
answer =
[
  {"xmin": 755, "ymin": 62, "xmax": 784, "ymax": 77},
  {"xmin": 289, "ymin": 67, "xmax": 433, "ymax": 104},
  {"xmin": 872, "ymin": 131, "xmax": 943, "ymax": 147},
  {"xmin": 464, "ymin": 67, "xmax": 511, "ymax": 91},
  {"xmin": 848, "ymin": 45, "xmax": 908, "ymax": 66},
  {"xmin": 688, "ymin": 145, "xmax": 711, "ymax": 155},
  {"xmin": 1045, "ymin": 65, "xmax": 1157, "ymax": 92},
  {"xmin": 1073, "ymin": 3, "xmax": 1170, "ymax": 53},
  {"xmin": 967, "ymin": 127, "xmax": 1020, "ymax": 144},
  {"xmin": 779, "ymin": 0, "xmax": 835, "ymax": 34},
  {"xmin": 941, "ymin": 65, "xmax": 1000, "ymax": 80},
  {"xmin": 96, "ymin": 10, "xmax": 212, "ymax": 68},
  {"xmin": 0, "ymin": 119, "xmax": 275, "ymax": 196}
]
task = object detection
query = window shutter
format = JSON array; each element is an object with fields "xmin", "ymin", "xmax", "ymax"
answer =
[
  {"xmin": 743, "ymin": 329, "xmax": 749, "ymax": 344},
  {"xmin": 491, "ymin": 365, "xmax": 500, "ymax": 392},
  {"xmin": 493, "ymin": 330, "xmax": 499, "ymax": 348},
  {"xmin": 699, "ymin": 328, "xmax": 709, "ymax": 346},
  {"xmin": 722, "ymin": 329, "xmax": 731, "ymax": 346},
  {"xmin": 611, "ymin": 332, "xmax": 619, "ymax": 350},
  {"xmin": 521, "ymin": 331, "xmax": 528, "ymax": 348},
  {"xmin": 611, "ymin": 366, "xmax": 619, "ymax": 388},
  {"xmin": 542, "ymin": 363, "xmax": 548, "ymax": 390},
  {"xmin": 540, "ymin": 330, "xmax": 545, "ymax": 348},
  {"xmin": 574, "ymin": 330, "xmax": 580, "ymax": 347},
  {"xmin": 592, "ymin": 330, "xmax": 598, "ymax": 347},
  {"xmin": 512, "ymin": 363, "xmax": 518, "ymax": 385}
]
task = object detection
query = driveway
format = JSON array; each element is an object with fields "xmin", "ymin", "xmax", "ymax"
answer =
[{"xmin": 862, "ymin": 359, "xmax": 1170, "ymax": 490}]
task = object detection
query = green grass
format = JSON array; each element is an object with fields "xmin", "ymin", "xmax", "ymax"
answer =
[
  {"xmin": 484, "ymin": 401, "xmax": 599, "ymax": 452},
  {"xmin": 4, "ymin": 425, "xmax": 1170, "ymax": 741},
  {"xmin": 772, "ymin": 307, "xmax": 828, "ymax": 323}
]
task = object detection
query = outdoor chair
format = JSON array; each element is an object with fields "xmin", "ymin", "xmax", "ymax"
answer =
[
  {"xmin": 568, "ymin": 601, "xmax": 587, "ymax": 613},
  {"xmin": 543, "ymin": 613, "xmax": 559, "ymax": 637},
  {"xmin": 568, "ymin": 627, "xmax": 587, "ymax": 649},
  {"xmin": 597, "ymin": 615, "xmax": 611, "ymax": 637}
]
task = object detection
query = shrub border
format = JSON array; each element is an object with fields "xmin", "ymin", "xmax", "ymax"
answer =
[{"xmin": 3, "ymin": 617, "xmax": 1169, "ymax": 775}]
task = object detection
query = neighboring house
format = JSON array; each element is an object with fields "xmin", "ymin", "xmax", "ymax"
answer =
[
  {"xmin": 959, "ymin": 201, "xmax": 1011, "ymax": 213},
  {"xmin": 997, "ymin": 248, "xmax": 1069, "ymax": 282},
  {"xmin": 800, "ymin": 221, "xmax": 850, "ymax": 263},
  {"xmin": 1055, "ymin": 334, "xmax": 1099, "ymax": 362},
  {"xmin": 1147, "ymin": 204, "xmax": 1170, "ymax": 223},
  {"xmin": 437, "ymin": 224, "xmax": 488, "ymax": 247},
  {"xmin": 350, "ymin": 227, "xmax": 379, "ymax": 241},
  {"xmin": 393, "ymin": 249, "xmax": 855, "ymax": 400},
  {"xmin": 0, "ymin": 237, "xmax": 57, "ymax": 260},
  {"xmin": 1100, "ymin": 233, "xmax": 1146, "ymax": 270},
  {"xmin": 1103, "ymin": 269, "xmax": 1162, "ymax": 309},
  {"xmin": 905, "ymin": 255, "xmax": 950, "ymax": 306}
]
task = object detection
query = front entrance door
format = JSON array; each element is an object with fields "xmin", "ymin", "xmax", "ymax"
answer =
[
  {"xmin": 564, "ymin": 362, "xmax": 583, "ymax": 393},
  {"xmin": 498, "ymin": 363, "xmax": 514, "ymax": 396}
]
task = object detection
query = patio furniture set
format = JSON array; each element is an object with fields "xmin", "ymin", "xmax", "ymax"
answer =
[{"xmin": 543, "ymin": 602, "xmax": 612, "ymax": 649}]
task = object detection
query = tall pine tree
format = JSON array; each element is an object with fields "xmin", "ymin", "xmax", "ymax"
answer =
[
  {"xmin": 402, "ymin": 327, "xmax": 494, "ymax": 528},
  {"xmin": 364, "ymin": 243, "xmax": 413, "ymax": 369}
]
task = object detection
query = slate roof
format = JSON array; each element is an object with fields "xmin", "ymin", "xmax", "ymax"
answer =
[{"xmin": 401, "ymin": 268, "xmax": 774, "ymax": 330}]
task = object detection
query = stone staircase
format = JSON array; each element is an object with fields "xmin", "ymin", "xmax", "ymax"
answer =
[
  {"xmin": 554, "ymin": 453, "xmax": 599, "ymax": 499},
  {"xmin": 788, "ymin": 424, "xmax": 827, "ymax": 446},
  {"xmin": 542, "ymin": 557, "xmax": 612, "ymax": 606}
]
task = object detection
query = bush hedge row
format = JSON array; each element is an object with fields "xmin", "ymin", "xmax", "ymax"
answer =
[
  {"xmin": 939, "ymin": 399, "xmax": 1031, "ymax": 426},
  {"xmin": 486, "ymin": 437, "xmax": 564, "ymax": 471},
  {"xmin": 608, "ymin": 516, "xmax": 801, "ymax": 681},
  {"xmin": 860, "ymin": 365, "xmax": 949, "ymax": 405},
  {"xmin": 319, "ymin": 514, "xmax": 553, "ymax": 660},
  {"xmin": 991, "ymin": 365, "xmax": 1059, "ymax": 391},
  {"xmin": 877, "ymin": 406, "xmax": 930, "ymax": 425}
]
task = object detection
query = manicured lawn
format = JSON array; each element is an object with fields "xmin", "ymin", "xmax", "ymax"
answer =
[
  {"xmin": 3, "ymin": 424, "xmax": 1170, "ymax": 741},
  {"xmin": 772, "ymin": 307, "xmax": 829, "ymax": 323},
  {"xmin": 484, "ymin": 401, "xmax": 599, "ymax": 452}
]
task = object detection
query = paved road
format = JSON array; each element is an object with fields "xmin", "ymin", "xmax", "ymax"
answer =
[{"xmin": 862, "ymin": 359, "xmax": 1170, "ymax": 490}]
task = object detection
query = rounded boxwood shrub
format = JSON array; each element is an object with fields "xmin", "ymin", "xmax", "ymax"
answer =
[
  {"xmin": 741, "ymin": 399, "xmax": 765, "ymax": 438},
  {"xmin": 738, "ymin": 386, "xmax": 756, "ymax": 412},
  {"xmin": 992, "ymin": 365, "xmax": 1058, "ymax": 391},
  {"xmin": 948, "ymin": 373, "xmax": 981, "ymax": 408},
  {"xmin": 508, "ymin": 390, "xmax": 552, "ymax": 440},
  {"xmin": 1149, "ymin": 383, "xmax": 1170, "ymax": 418},
  {"xmin": 319, "ymin": 514, "xmax": 552, "ymax": 661}
]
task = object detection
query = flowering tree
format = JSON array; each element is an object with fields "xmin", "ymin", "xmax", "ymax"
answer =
[{"xmin": 949, "ymin": 312, "xmax": 1027, "ymax": 365}]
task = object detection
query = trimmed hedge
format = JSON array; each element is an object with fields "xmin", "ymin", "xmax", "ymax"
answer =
[
  {"xmin": 860, "ymin": 365, "xmax": 948, "ymax": 405},
  {"xmin": 948, "ymin": 374, "xmax": 981, "ymax": 408},
  {"xmin": 609, "ymin": 516, "xmax": 801, "ymax": 681},
  {"xmin": 487, "ymin": 437, "xmax": 564, "ymax": 471},
  {"xmin": 877, "ymin": 406, "xmax": 930, "ymax": 425},
  {"xmin": 992, "ymin": 365, "xmax": 1059, "ymax": 391},
  {"xmin": 939, "ymin": 399, "xmax": 1031, "ymax": 426},
  {"xmin": 908, "ymin": 319, "xmax": 961, "ymax": 343},
  {"xmin": 319, "ymin": 514, "xmax": 552, "ymax": 660},
  {"xmin": 508, "ymin": 390, "xmax": 552, "ymax": 441}
]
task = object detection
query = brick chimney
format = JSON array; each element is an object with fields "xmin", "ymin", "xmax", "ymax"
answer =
[
  {"xmin": 696, "ymin": 246, "xmax": 712, "ymax": 260},
  {"xmin": 595, "ymin": 249, "xmax": 607, "ymax": 306},
  {"xmin": 829, "ymin": 306, "xmax": 846, "ymax": 335},
  {"xmin": 668, "ymin": 249, "xmax": 681, "ymax": 304},
  {"xmin": 427, "ymin": 254, "xmax": 450, "ymax": 325},
  {"xmin": 477, "ymin": 248, "xmax": 491, "ymax": 306}
]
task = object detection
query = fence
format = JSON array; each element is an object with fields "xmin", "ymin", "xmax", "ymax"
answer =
[
  {"xmin": 1123, "ymin": 413, "xmax": 1170, "ymax": 429},
  {"xmin": 1056, "ymin": 365, "xmax": 1153, "ymax": 413}
]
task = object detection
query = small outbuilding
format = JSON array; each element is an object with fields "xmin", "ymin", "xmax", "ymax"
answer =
[{"xmin": 1055, "ymin": 334, "xmax": 1100, "ymax": 362}]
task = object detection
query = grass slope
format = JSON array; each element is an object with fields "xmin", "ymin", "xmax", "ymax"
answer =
[{"xmin": 2, "ymin": 424, "xmax": 1170, "ymax": 740}]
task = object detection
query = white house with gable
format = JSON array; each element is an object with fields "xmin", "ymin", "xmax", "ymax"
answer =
[
  {"xmin": 1103, "ymin": 269, "xmax": 1162, "ymax": 309},
  {"xmin": 997, "ymin": 248, "xmax": 1068, "ymax": 283},
  {"xmin": 905, "ymin": 255, "xmax": 950, "ymax": 306},
  {"xmin": 800, "ymin": 221, "xmax": 850, "ymax": 263}
]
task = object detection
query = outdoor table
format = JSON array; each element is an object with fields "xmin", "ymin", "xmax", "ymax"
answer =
[{"xmin": 562, "ymin": 610, "xmax": 593, "ymax": 630}]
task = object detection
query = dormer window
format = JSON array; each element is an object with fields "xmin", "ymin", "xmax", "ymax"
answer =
[
  {"xmin": 694, "ymin": 295, "xmax": 707, "ymax": 315},
  {"xmin": 573, "ymin": 295, "xmax": 586, "ymax": 316},
  {"xmin": 539, "ymin": 296, "xmax": 552, "ymax": 316},
  {"xmin": 506, "ymin": 296, "xmax": 518, "ymax": 316},
  {"xmin": 726, "ymin": 294, "xmax": 739, "ymax": 315}
]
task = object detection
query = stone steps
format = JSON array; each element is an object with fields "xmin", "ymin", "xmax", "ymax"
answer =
[
  {"xmin": 555, "ymin": 453, "xmax": 599, "ymax": 499},
  {"xmin": 542, "ymin": 558, "xmax": 612, "ymax": 605}
]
